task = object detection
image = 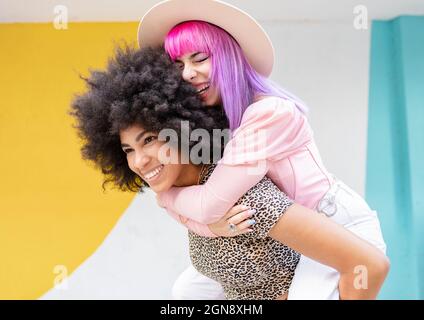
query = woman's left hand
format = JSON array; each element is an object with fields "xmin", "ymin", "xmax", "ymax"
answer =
[{"xmin": 208, "ymin": 204, "xmax": 256, "ymax": 237}]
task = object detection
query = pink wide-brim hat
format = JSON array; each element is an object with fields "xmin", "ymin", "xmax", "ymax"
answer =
[{"xmin": 137, "ymin": 0, "xmax": 275, "ymax": 77}]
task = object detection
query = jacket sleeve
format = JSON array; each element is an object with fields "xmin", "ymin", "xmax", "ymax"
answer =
[{"xmin": 157, "ymin": 98, "xmax": 309, "ymax": 224}]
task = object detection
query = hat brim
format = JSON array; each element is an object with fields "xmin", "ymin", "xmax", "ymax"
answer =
[{"xmin": 137, "ymin": 0, "xmax": 274, "ymax": 77}]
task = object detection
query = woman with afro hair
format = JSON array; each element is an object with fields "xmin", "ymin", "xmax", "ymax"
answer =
[{"xmin": 69, "ymin": 45, "xmax": 389, "ymax": 300}]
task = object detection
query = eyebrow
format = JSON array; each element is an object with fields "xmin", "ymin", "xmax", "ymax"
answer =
[
  {"xmin": 121, "ymin": 130, "xmax": 147, "ymax": 148},
  {"xmin": 174, "ymin": 52, "xmax": 201, "ymax": 62}
]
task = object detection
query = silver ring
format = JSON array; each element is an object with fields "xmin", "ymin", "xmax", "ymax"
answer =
[{"xmin": 228, "ymin": 223, "xmax": 237, "ymax": 233}]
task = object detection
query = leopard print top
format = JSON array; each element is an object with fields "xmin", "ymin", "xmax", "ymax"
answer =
[{"xmin": 188, "ymin": 164, "xmax": 301, "ymax": 300}]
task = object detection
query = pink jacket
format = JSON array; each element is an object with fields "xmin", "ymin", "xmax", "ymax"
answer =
[{"xmin": 159, "ymin": 96, "xmax": 334, "ymax": 237}]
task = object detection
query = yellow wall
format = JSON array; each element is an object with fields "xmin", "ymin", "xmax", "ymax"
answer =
[{"xmin": 0, "ymin": 22, "xmax": 138, "ymax": 299}]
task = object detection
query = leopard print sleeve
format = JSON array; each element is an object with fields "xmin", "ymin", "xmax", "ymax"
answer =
[
  {"xmin": 234, "ymin": 175, "xmax": 294, "ymax": 239},
  {"xmin": 199, "ymin": 164, "xmax": 294, "ymax": 239}
]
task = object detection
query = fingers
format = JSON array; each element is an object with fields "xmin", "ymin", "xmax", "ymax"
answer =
[
  {"xmin": 236, "ymin": 218, "xmax": 256, "ymax": 232},
  {"xmin": 226, "ymin": 208, "xmax": 257, "ymax": 237},
  {"xmin": 229, "ymin": 224, "xmax": 255, "ymax": 237},
  {"xmin": 219, "ymin": 204, "xmax": 258, "ymax": 237},
  {"xmin": 224, "ymin": 204, "xmax": 251, "ymax": 219},
  {"xmin": 228, "ymin": 208, "xmax": 256, "ymax": 225}
]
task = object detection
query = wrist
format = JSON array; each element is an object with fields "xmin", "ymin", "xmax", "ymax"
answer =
[{"xmin": 207, "ymin": 224, "xmax": 219, "ymax": 237}]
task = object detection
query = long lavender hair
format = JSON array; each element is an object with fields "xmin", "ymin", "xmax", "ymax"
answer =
[{"xmin": 164, "ymin": 20, "xmax": 309, "ymax": 131}]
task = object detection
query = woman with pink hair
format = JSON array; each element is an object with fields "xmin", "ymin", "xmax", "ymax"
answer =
[{"xmin": 138, "ymin": 0, "xmax": 388, "ymax": 299}]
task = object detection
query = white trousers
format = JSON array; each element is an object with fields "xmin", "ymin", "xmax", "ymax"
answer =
[{"xmin": 172, "ymin": 179, "xmax": 387, "ymax": 300}]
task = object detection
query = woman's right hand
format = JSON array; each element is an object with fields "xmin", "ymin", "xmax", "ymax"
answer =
[{"xmin": 207, "ymin": 204, "xmax": 256, "ymax": 237}]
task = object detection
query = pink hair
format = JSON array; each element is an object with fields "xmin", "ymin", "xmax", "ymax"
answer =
[{"xmin": 164, "ymin": 21, "xmax": 308, "ymax": 131}]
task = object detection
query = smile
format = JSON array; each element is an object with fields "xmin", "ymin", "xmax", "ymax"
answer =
[
  {"xmin": 144, "ymin": 164, "xmax": 164, "ymax": 181},
  {"xmin": 196, "ymin": 84, "xmax": 210, "ymax": 95}
]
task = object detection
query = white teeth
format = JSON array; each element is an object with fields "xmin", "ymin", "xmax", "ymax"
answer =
[
  {"xmin": 144, "ymin": 165, "xmax": 164, "ymax": 180},
  {"xmin": 196, "ymin": 85, "xmax": 210, "ymax": 94}
]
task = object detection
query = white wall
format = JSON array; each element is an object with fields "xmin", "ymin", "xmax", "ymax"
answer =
[
  {"xmin": 2, "ymin": 0, "xmax": 423, "ymax": 22},
  {"xmin": 265, "ymin": 21, "xmax": 371, "ymax": 194}
]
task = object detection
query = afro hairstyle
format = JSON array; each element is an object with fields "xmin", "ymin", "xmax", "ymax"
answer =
[{"xmin": 69, "ymin": 44, "xmax": 229, "ymax": 193}]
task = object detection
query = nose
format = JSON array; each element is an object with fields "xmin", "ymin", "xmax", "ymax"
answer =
[
  {"xmin": 133, "ymin": 151, "xmax": 150, "ymax": 172},
  {"xmin": 182, "ymin": 64, "xmax": 196, "ymax": 81}
]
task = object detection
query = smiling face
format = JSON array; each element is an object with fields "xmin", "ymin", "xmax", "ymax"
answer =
[
  {"xmin": 119, "ymin": 124, "xmax": 201, "ymax": 193},
  {"xmin": 174, "ymin": 52, "xmax": 221, "ymax": 107}
]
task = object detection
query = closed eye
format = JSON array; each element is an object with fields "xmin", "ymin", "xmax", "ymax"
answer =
[{"xmin": 196, "ymin": 56, "xmax": 208, "ymax": 63}]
